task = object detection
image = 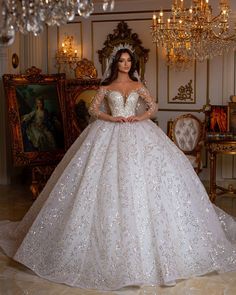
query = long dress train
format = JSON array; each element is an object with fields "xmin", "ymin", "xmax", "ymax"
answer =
[{"xmin": 0, "ymin": 86, "xmax": 236, "ymax": 290}]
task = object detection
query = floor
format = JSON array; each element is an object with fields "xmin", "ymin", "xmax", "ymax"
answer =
[{"xmin": 0, "ymin": 184, "xmax": 236, "ymax": 295}]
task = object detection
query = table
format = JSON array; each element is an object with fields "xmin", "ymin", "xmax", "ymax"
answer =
[{"xmin": 206, "ymin": 139, "xmax": 236, "ymax": 202}]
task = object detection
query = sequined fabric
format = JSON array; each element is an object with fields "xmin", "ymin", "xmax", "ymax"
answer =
[{"xmin": 0, "ymin": 90, "xmax": 236, "ymax": 290}]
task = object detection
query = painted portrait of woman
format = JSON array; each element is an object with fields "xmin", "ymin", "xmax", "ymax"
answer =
[{"xmin": 16, "ymin": 84, "xmax": 64, "ymax": 152}]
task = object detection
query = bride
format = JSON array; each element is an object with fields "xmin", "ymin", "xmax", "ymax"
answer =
[{"xmin": 0, "ymin": 44, "xmax": 236, "ymax": 291}]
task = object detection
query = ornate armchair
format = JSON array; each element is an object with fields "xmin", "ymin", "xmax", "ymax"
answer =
[{"xmin": 168, "ymin": 114, "xmax": 205, "ymax": 174}]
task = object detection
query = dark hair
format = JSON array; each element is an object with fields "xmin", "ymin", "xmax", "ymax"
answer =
[{"xmin": 101, "ymin": 48, "xmax": 138, "ymax": 85}]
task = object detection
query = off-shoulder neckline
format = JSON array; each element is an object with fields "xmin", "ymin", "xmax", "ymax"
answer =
[{"xmin": 105, "ymin": 86, "xmax": 145, "ymax": 98}]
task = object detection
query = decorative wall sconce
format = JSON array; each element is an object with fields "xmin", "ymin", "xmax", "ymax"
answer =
[
  {"xmin": 55, "ymin": 35, "xmax": 80, "ymax": 75},
  {"xmin": 12, "ymin": 53, "xmax": 19, "ymax": 69}
]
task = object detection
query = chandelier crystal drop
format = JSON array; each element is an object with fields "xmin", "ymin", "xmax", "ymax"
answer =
[
  {"xmin": 151, "ymin": 0, "xmax": 236, "ymax": 68},
  {"xmin": 0, "ymin": 0, "xmax": 115, "ymax": 46}
]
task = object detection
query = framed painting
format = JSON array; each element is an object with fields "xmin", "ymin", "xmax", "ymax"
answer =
[
  {"xmin": 3, "ymin": 67, "xmax": 68, "ymax": 167},
  {"xmin": 74, "ymin": 89, "xmax": 98, "ymax": 129},
  {"xmin": 228, "ymin": 102, "xmax": 236, "ymax": 134},
  {"xmin": 66, "ymin": 79, "xmax": 100, "ymax": 146},
  {"xmin": 205, "ymin": 105, "xmax": 229, "ymax": 133}
]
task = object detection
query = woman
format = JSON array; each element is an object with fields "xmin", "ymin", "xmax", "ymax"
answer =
[
  {"xmin": 0, "ymin": 45, "xmax": 236, "ymax": 291},
  {"xmin": 21, "ymin": 97, "xmax": 57, "ymax": 151}
]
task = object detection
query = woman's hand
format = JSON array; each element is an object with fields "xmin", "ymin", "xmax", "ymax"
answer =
[
  {"xmin": 126, "ymin": 116, "xmax": 142, "ymax": 122},
  {"xmin": 111, "ymin": 116, "xmax": 127, "ymax": 123}
]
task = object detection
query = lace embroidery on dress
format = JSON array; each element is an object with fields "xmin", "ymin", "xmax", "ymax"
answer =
[
  {"xmin": 137, "ymin": 87, "xmax": 158, "ymax": 117},
  {"xmin": 88, "ymin": 87, "xmax": 108, "ymax": 119},
  {"xmin": 89, "ymin": 86, "xmax": 157, "ymax": 119}
]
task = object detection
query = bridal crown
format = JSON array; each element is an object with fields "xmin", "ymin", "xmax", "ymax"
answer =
[{"xmin": 110, "ymin": 43, "xmax": 135, "ymax": 60}]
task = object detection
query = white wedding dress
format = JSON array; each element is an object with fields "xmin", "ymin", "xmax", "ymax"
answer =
[{"xmin": 0, "ymin": 86, "xmax": 236, "ymax": 290}]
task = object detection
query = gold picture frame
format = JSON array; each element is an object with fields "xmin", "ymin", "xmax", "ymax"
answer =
[
  {"xmin": 3, "ymin": 67, "xmax": 69, "ymax": 167},
  {"xmin": 228, "ymin": 102, "xmax": 236, "ymax": 134}
]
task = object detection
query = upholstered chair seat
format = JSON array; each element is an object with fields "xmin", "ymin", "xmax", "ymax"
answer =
[{"xmin": 168, "ymin": 114, "xmax": 205, "ymax": 174}]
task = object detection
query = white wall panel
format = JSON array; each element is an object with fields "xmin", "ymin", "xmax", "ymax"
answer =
[
  {"xmin": 208, "ymin": 56, "xmax": 224, "ymax": 105},
  {"xmin": 47, "ymin": 26, "xmax": 58, "ymax": 74},
  {"xmin": 168, "ymin": 64, "xmax": 196, "ymax": 105}
]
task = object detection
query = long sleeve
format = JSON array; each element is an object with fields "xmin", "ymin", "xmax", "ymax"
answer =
[
  {"xmin": 22, "ymin": 111, "xmax": 35, "ymax": 122},
  {"xmin": 88, "ymin": 87, "xmax": 107, "ymax": 119},
  {"xmin": 137, "ymin": 87, "xmax": 158, "ymax": 118}
]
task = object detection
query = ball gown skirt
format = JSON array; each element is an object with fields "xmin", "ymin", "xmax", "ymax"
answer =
[{"xmin": 0, "ymin": 118, "xmax": 236, "ymax": 290}]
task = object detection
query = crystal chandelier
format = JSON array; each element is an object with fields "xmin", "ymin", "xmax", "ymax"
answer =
[
  {"xmin": 166, "ymin": 50, "xmax": 194, "ymax": 71},
  {"xmin": 0, "ymin": 0, "xmax": 115, "ymax": 47},
  {"xmin": 151, "ymin": 0, "xmax": 236, "ymax": 67}
]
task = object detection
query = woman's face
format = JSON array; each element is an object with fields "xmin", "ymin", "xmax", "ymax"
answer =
[
  {"xmin": 118, "ymin": 52, "xmax": 132, "ymax": 74},
  {"xmin": 36, "ymin": 99, "xmax": 43, "ymax": 110}
]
